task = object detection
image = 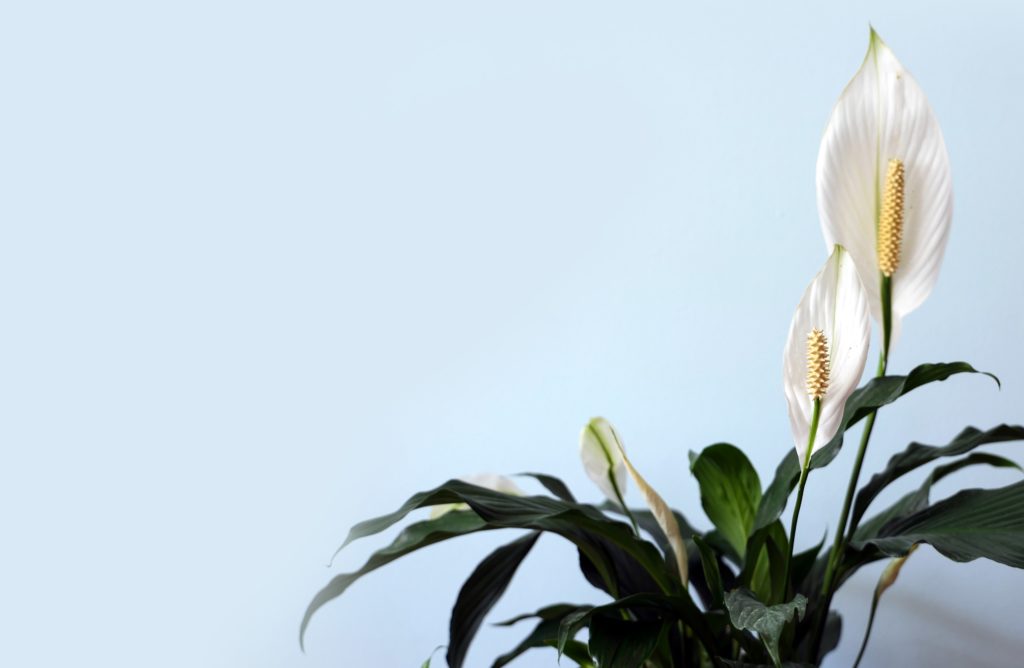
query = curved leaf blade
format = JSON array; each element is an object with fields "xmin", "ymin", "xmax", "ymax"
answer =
[
  {"xmin": 851, "ymin": 424, "xmax": 1024, "ymax": 528},
  {"xmin": 725, "ymin": 589, "xmax": 807, "ymax": 668},
  {"xmin": 691, "ymin": 443, "xmax": 762, "ymax": 559},
  {"xmin": 858, "ymin": 480, "xmax": 1024, "ymax": 566},
  {"xmin": 447, "ymin": 532, "xmax": 540, "ymax": 668}
]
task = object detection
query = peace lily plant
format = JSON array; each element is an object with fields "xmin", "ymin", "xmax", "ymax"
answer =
[{"xmin": 302, "ymin": 30, "xmax": 1024, "ymax": 667}]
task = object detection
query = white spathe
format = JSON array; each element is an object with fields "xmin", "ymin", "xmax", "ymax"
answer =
[
  {"xmin": 580, "ymin": 417, "xmax": 629, "ymax": 506},
  {"xmin": 784, "ymin": 246, "xmax": 870, "ymax": 466},
  {"xmin": 816, "ymin": 28, "xmax": 953, "ymax": 344},
  {"xmin": 581, "ymin": 417, "xmax": 688, "ymax": 585}
]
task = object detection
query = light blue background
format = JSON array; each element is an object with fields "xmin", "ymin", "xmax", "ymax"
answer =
[{"xmin": 3, "ymin": 2, "xmax": 1023, "ymax": 666}]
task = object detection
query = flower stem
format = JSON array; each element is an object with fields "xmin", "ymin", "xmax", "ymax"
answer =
[
  {"xmin": 784, "ymin": 398, "xmax": 820, "ymax": 597},
  {"xmin": 812, "ymin": 275, "xmax": 892, "ymax": 658}
]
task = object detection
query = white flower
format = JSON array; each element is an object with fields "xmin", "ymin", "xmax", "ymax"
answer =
[
  {"xmin": 580, "ymin": 417, "xmax": 630, "ymax": 507},
  {"xmin": 783, "ymin": 246, "xmax": 870, "ymax": 465},
  {"xmin": 816, "ymin": 29, "xmax": 952, "ymax": 346}
]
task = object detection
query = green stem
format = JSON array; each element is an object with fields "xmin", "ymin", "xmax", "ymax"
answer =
[
  {"xmin": 852, "ymin": 595, "xmax": 880, "ymax": 668},
  {"xmin": 783, "ymin": 398, "xmax": 820, "ymax": 596},
  {"xmin": 812, "ymin": 275, "xmax": 892, "ymax": 659}
]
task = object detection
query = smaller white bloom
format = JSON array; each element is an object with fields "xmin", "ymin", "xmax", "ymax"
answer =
[
  {"xmin": 580, "ymin": 417, "xmax": 629, "ymax": 506},
  {"xmin": 783, "ymin": 246, "xmax": 870, "ymax": 466},
  {"xmin": 429, "ymin": 473, "xmax": 524, "ymax": 519}
]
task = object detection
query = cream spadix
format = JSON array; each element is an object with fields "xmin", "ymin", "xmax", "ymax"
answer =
[
  {"xmin": 580, "ymin": 417, "xmax": 687, "ymax": 585},
  {"xmin": 784, "ymin": 246, "xmax": 870, "ymax": 466},
  {"xmin": 816, "ymin": 29, "xmax": 952, "ymax": 346}
]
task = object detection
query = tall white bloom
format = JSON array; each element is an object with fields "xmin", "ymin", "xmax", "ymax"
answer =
[
  {"xmin": 580, "ymin": 417, "xmax": 688, "ymax": 585},
  {"xmin": 784, "ymin": 246, "xmax": 870, "ymax": 465},
  {"xmin": 816, "ymin": 29, "xmax": 952, "ymax": 347}
]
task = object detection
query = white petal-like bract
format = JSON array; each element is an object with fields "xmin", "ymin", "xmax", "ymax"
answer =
[
  {"xmin": 784, "ymin": 246, "xmax": 870, "ymax": 466},
  {"xmin": 816, "ymin": 29, "xmax": 952, "ymax": 342},
  {"xmin": 580, "ymin": 417, "xmax": 629, "ymax": 506}
]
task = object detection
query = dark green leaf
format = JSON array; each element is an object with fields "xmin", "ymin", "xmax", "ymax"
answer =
[
  {"xmin": 691, "ymin": 443, "xmax": 762, "ymax": 559},
  {"xmin": 303, "ymin": 480, "xmax": 674, "ymax": 647},
  {"xmin": 447, "ymin": 532, "xmax": 540, "ymax": 668},
  {"xmin": 857, "ymin": 480, "xmax": 1024, "ymax": 566},
  {"xmin": 851, "ymin": 424, "xmax": 1024, "ymax": 528},
  {"xmin": 588, "ymin": 616, "xmax": 666, "ymax": 668},
  {"xmin": 754, "ymin": 362, "xmax": 998, "ymax": 531},
  {"xmin": 558, "ymin": 593, "xmax": 718, "ymax": 660},
  {"xmin": 517, "ymin": 472, "xmax": 576, "ymax": 502},
  {"xmin": 789, "ymin": 533, "xmax": 824, "ymax": 593},
  {"xmin": 491, "ymin": 605, "xmax": 590, "ymax": 667},
  {"xmin": 301, "ymin": 510, "xmax": 487, "ymax": 649},
  {"xmin": 724, "ymin": 589, "xmax": 807, "ymax": 668},
  {"xmin": 694, "ymin": 535, "xmax": 724, "ymax": 607},
  {"xmin": 854, "ymin": 452, "xmax": 1021, "ymax": 544}
]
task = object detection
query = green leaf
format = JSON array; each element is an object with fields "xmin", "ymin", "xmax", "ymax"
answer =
[
  {"xmin": 491, "ymin": 605, "xmax": 590, "ymax": 667},
  {"xmin": 741, "ymin": 521, "xmax": 788, "ymax": 604},
  {"xmin": 789, "ymin": 532, "xmax": 825, "ymax": 592},
  {"xmin": 588, "ymin": 616, "xmax": 666, "ymax": 668},
  {"xmin": 854, "ymin": 452, "xmax": 1021, "ymax": 544},
  {"xmin": 857, "ymin": 480, "xmax": 1024, "ymax": 566},
  {"xmin": 421, "ymin": 645, "xmax": 445, "ymax": 668},
  {"xmin": 754, "ymin": 362, "xmax": 998, "ymax": 531},
  {"xmin": 558, "ymin": 593, "xmax": 718, "ymax": 660},
  {"xmin": 301, "ymin": 510, "xmax": 487, "ymax": 649},
  {"xmin": 302, "ymin": 480, "xmax": 675, "ymax": 648},
  {"xmin": 694, "ymin": 535, "xmax": 724, "ymax": 607},
  {"xmin": 447, "ymin": 532, "xmax": 540, "ymax": 668},
  {"xmin": 691, "ymin": 443, "xmax": 762, "ymax": 559},
  {"xmin": 724, "ymin": 589, "xmax": 807, "ymax": 668},
  {"xmin": 851, "ymin": 424, "xmax": 1024, "ymax": 529}
]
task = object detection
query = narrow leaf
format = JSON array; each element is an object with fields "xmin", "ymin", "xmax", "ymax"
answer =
[{"xmin": 447, "ymin": 532, "xmax": 540, "ymax": 668}]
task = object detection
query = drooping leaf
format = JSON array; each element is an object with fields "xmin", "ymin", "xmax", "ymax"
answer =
[
  {"xmin": 754, "ymin": 362, "xmax": 998, "ymax": 530},
  {"xmin": 447, "ymin": 532, "xmax": 540, "ymax": 668},
  {"xmin": 851, "ymin": 424, "xmax": 1024, "ymax": 528},
  {"xmin": 853, "ymin": 451, "xmax": 1021, "ymax": 544},
  {"xmin": 691, "ymin": 443, "xmax": 762, "ymax": 559},
  {"xmin": 588, "ymin": 615, "xmax": 666, "ymax": 668},
  {"xmin": 857, "ymin": 479, "xmax": 1024, "ymax": 566},
  {"xmin": 302, "ymin": 510, "xmax": 488, "ymax": 649},
  {"xmin": 724, "ymin": 589, "xmax": 807, "ymax": 668},
  {"xmin": 303, "ymin": 480, "xmax": 674, "ymax": 647},
  {"xmin": 576, "ymin": 533, "xmax": 664, "ymax": 602}
]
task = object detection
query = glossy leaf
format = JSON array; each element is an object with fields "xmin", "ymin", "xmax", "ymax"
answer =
[
  {"xmin": 691, "ymin": 443, "xmax": 762, "ymax": 559},
  {"xmin": 725, "ymin": 589, "xmax": 807, "ymax": 668},
  {"xmin": 448, "ymin": 532, "xmax": 540, "ymax": 668},
  {"xmin": 517, "ymin": 472, "xmax": 576, "ymax": 502}
]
